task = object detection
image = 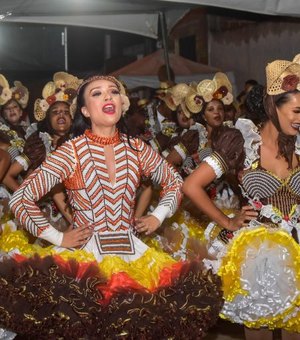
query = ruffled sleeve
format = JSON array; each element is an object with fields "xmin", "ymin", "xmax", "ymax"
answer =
[{"xmin": 235, "ymin": 118, "xmax": 262, "ymax": 170}]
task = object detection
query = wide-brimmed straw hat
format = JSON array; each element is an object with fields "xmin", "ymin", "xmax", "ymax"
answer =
[
  {"xmin": 266, "ymin": 54, "xmax": 300, "ymax": 95},
  {"xmin": 196, "ymin": 72, "xmax": 233, "ymax": 105},
  {"xmin": 164, "ymin": 83, "xmax": 204, "ymax": 118},
  {"xmin": 0, "ymin": 74, "xmax": 29, "ymax": 108}
]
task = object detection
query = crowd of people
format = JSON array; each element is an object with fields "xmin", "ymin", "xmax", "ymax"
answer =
[{"xmin": 0, "ymin": 53, "xmax": 298, "ymax": 339}]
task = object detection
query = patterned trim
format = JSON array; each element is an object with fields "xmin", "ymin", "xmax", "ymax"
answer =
[
  {"xmin": 203, "ymin": 152, "xmax": 228, "ymax": 178},
  {"xmin": 96, "ymin": 232, "xmax": 134, "ymax": 254},
  {"xmin": 174, "ymin": 143, "xmax": 187, "ymax": 161},
  {"xmin": 15, "ymin": 154, "xmax": 30, "ymax": 171}
]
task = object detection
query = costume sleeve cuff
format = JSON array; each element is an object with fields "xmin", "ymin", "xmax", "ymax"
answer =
[
  {"xmin": 15, "ymin": 154, "xmax": 30, "ymax": 171},
  {"xmin": 40, "ymin": 226, "xmax": 63, "ymax": 246},
  {"xmin": 174, "ymin": 143, "xmax": 187, "ymax": 161},
  {"xmin": 203, "ymin": 152, "xmax": 228, "ymax": 179},
  {"xmin": 150, "ymin": 205, "xmax": 171, "ymax": 225}
]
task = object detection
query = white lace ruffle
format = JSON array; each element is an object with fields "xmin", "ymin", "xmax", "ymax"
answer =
[
  {"xmin": 24, "ymin": 122, "xmax": 38, "ymax": 139},
  {"xmin": 39, "ymin": 132, "xmax": 53, "ymax": 155},
  {"xmin": 235, "ymin": 118, "xmax": 262, "ymax": 170},
  {"xmin": 190, "ymin": 122, "xmax": 208, "ymax": 150},
  {"xmin": 25, "ymin": 123, "xmax": 53, "ymax": 155}
]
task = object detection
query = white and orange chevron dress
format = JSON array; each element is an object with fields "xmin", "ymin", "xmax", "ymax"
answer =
[{"xmin": 0, "ymin": 130, "xmax": 223, "ymax": 339}]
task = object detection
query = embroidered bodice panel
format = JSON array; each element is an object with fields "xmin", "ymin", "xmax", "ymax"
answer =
[
  {"xmin": 10, "ymin": 131, "xmax": 183, "ymax": 238},
  {"xmin": 241, "ymin": 167, "xmax": 300, "ymax": 216},
  {"xmin": 237, "ymin": 118, "xmax": 300, "ymax": 219}
]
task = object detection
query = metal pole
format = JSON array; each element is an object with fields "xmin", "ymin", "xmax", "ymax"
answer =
[
  {"xmin": 63, "ymin": 26, "xmax": 68, "ymax": 72},
  {"xmin": 159, "ymin": 11, "xmax": 171, "ymax": 81}
]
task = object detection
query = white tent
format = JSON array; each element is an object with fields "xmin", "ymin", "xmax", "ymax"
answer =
[{"xmin": 1, "ymin": 0, "xmax": 300, "ymax": 40}]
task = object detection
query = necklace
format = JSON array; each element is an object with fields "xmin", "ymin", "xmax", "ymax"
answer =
[{"xmin": 85, "ymin": 129, "xmax": 120, "ymax": 146}]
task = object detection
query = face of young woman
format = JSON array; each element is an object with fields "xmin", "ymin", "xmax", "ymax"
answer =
[
  {"xmin": 49, "ymin": 102, "xmax": 72, "ymax": 136},
  {"xmin": 3, "ymin": 100, "xmax": 23, "ymax": 125},
  {"xmin": 277, "ymin": 92, "xmax": 300, "ymax": 136},
  {"xmin": 176, "ymin": 106, "xmax": 193, "ymax": 129},
  {"xmin": 81, "ymin": 79, "xmax": 123, "ymax": 132},
  {"xmin": 204, "ymin": 99, "xmax": 225, "ymax": 128}
]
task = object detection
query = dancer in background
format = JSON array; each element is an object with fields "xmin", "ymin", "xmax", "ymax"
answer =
[{"xmin": 184, "ymin": 55, "xmax": 300, "ymax": 339}]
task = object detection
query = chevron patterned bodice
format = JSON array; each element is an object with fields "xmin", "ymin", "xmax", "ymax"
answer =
[{"xmin": 64, "ymin": 135, "xmax": 141, "ymax": 233}]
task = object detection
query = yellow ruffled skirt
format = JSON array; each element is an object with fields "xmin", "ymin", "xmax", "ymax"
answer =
[{"xmin": 0, "ymin": 225, "xmax": 223, "ymax": 339}]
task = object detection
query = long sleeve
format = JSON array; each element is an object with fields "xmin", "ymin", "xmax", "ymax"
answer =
[
  {"xmin": 135, "ymin": 138, "xmax": 183, "ymax": 224},
  {"xmin": 9, "ymin": 141, "xmax": 76, "ymax": 246}
]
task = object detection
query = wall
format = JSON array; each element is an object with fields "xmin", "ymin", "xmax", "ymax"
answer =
[{"xmin": 209, "ymin": 20, "xmax": 300, "ymax": 92}]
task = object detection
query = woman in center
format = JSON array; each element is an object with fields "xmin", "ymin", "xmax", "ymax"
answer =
[{"xmin": 7, "ymin": 75, "xmax": 223, "ymax": 338}]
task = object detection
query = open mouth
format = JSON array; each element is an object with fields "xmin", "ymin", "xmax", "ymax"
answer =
[
  {"xmin": 103, "ymin": 103, "xmax": 116, "ymax": 114},
  {"xmin": 57, "ymin": 118, "xmax": 66, "ymax": 124},
  {"xmin": 291, "ymin": 123, "xmax": 300, "ymax": 131}
]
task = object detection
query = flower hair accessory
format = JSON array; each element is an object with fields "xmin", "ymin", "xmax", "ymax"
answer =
[
  {"xmin": 34, "ymin": 72, "xmax": 82, "ymax": 121},
  {"xmin": 196, "ymin": 72, "xmax": 233, "ymax": 105},
  {"xmin": 0, "ymin": 74, "xmax": 29, "ymax": 108},
  {"xmin": 266, "ymin": 53, "xmax": 300, "ymax": 95},
  {"xmin": 165, "ymin": 83, "xmax": 204, "ymax": 118},
  {"xmin": 77, "ymin": 75, "xmax": 130, "ymax": 115}
]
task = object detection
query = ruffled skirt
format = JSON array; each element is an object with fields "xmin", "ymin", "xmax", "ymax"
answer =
[
  {"xmin": 205, "ymin": 224, "xmax": 300, "ymax": 332},
  {"xmin": 0, "ymin": 226, "xmax": 223, "ymax": 339}
]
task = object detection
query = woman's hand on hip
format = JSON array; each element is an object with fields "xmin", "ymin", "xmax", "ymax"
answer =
[
  {"xmin": 61, "ymin": 225, "xmax": 93, "ymax": 248},
  {"xmin": 134, "ymin": 215, "xmax": 161, "ymax": 235},
  {"xmin": 226, "ymin": 205, "xmax": 258, "ymax": 231}
]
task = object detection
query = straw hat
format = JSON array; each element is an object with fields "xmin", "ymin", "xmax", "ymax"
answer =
[
  {"xmin": 161, "ymin": 91, "xmax": 177, "ymax": 111},
  {"xmin": 165, "ymin": 83, "xmax": 204, "ymax": 118},
  {"xmin": 185, "ymin": 89, "xmax": 204, "ymax": 115},
  {"xmin": 168, "ymin": 83, "xmax": 190, "ymax": 105},
  {"xmin": 0, "ymin": 74, "xmax": 29, "ymax": 108},
  {"xmin": 266, "ymin": 54, "xmax": 300, "ymax": 95},
  {"xmin": 196, "ymin": 72, "xmax": 233, "ymax": 105},
  {"xmin": 34, "ymin": 72, "xmax": 82, "ymax": 121}
]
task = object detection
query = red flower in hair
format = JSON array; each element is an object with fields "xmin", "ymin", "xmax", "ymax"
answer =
[
  {"xmin": 281, "ymin": 74, "xmax": 299, "ymax": 91},
  {"xmin": 213, "ymin": 86, "xmax": 228, "ymax": 99},
  {"xmin": 46, "ymin": 95, "xmax": 56, "ymax": 105}
]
